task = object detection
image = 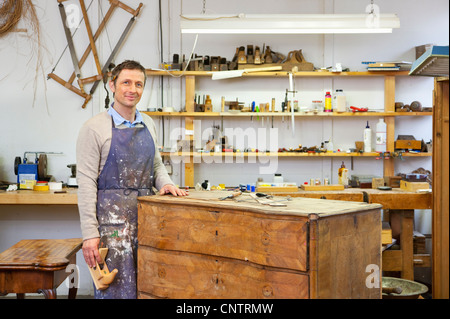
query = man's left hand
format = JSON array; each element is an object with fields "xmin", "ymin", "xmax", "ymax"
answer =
[{"xmin": 159, "ymin": 184, "xmax": 188, "ymax": 196}]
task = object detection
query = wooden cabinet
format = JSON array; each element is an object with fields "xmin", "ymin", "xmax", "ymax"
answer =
[
  {"xmin": 144, "ymin": 70, "xmax": 432, "ymax": 187},
  {"xmin": 137, "ymin": 192, "xmax": 382, "ymax": 299}
]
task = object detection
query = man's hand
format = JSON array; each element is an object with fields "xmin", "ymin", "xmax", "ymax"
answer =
[
  {"xmin": 159, "ymin": 184, "xmax": 188, "ymax": 196},
  {"xmin": 82, "ymin": 237, "xmax": 101, "ymax": 268}
]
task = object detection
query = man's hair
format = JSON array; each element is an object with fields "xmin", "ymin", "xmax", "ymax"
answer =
[{"xmin": 111, "ymin": 60, "xmax": 146, "ymax": 86}]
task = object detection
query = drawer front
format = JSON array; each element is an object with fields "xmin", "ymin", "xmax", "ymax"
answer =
[
  {"xmin": 138, "ymin": 246, "xmax": 309, "ymax": 299},
  {"xmin": 138, "ymin": 203, "xmax": 309, "ymax": 272}
]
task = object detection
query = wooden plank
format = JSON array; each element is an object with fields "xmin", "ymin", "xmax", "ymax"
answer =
[
  {"xmin": 399, "ymin": 181, "xmax": 430, "ymax": 192},
  {"xmin": 256, "ymin": 186, "xmax": 298, "ymax": 192},
  {"xmin": 137, "ymin": 246, "xmax": 309, "ymax": 299},
  {"xmin": 184, "ymin": 75, "xmax": 195, "ymax": 187},
  {"xmin": 300, "ymin": 184, "xmax": 344, "ymax": 191},
  {"xmin": 315, "ymin": 210, "xmax": 382, "ymax": 298},
  {"xmin": 432, "ymin": 78, "xmax": 449, "ymax": 299},
  {"xmin": 0, "ymin": 189, "xmax": 78, "ymax": 205},
  {"xmin": 382, "ymin": 250, "xmax": 403, "ymax": 271}
]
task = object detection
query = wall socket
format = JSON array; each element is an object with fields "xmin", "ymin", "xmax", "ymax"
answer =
[{"xmin": 164, "ymin": 162, "xmax": 173, "ymax": 175}]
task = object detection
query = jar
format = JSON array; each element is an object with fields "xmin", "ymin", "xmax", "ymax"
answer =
[
  {"xmin": 312, "ymin": 100, "xmax": 324, "ymax": 112},
  {"xmin": 273, "ymin": 173, "xmax": 283, "ymax": 183}
]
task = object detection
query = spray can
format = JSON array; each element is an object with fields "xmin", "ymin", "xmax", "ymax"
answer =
[
  {"xmin": 324, "ymin": 92, "xmax": 332, "ymax": 112},
  {"xmin": 364, "ymin": 121, "xmax": 372, "ymax": 153},
  {"xmin": 338, "ymin": 162, "xmax": 349, "ymax": 186},
  {"xmin": 375, "ymin": 119, "xmax": 387, "ymax": 152}
]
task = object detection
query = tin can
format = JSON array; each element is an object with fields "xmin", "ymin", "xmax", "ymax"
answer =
[{"xmin": 310, "ymin": 179, "xmax": 315, "ymax": 186}]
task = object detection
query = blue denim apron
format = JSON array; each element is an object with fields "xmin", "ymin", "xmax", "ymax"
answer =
[{"xmin": 94, "ymin": 118, "xmax": 155, "ymax": 299}]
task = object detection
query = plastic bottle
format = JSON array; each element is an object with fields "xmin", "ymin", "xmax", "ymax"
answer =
[
  {"xmin": 333, "ymin": 89, "xmax": 346, "ymax": 113},
  {"xmin": 324, "ymin": 92, "xmax": 332, "ymax": 112},
  {"xmin": 364, "ymin": 121, "xmax": 372, "ymax": 153},
  {"xmin": 375, "ymin": 118, "xmax": 387, "ymax": 152},
  {"xmin": 338, "ymin": 162, "xmax": 349, "ymax": 186}
]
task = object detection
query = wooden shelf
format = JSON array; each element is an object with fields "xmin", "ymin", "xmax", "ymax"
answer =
[
  {"xmin": 147, "ymin": 69, "xmax": 430, "ymax": 187},
  {"xmin": 146, "ymin": 70, "xmax": 410, "ymax": 78},
  {"xmin": 144, "ymin": 111, "xmax": 432, "ymax": 117},
  {"xmin": 160, "ymin": 152, "xmax": 432, "ymax": 157}
]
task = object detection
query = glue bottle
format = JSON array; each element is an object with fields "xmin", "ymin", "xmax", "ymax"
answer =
[
  {"xmin": 375, "ymin": 119, "xmax": 387, "ymax": 152},
  {"xmin": 364, "ymin": 121, "xmax": 372, "ymax": 153},
  {"xmin": 338, "ymin": 161, "xmax": 349, "ymax": 186},
  {"xmin": 333, "ymin": 89, "xmax": 346, "ymax": 113},
  {"xmin": 324, "ymin": 92, "xmax": 332, "ymax": 112}
]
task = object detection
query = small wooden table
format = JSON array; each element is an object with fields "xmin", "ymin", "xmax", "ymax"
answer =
[{"xmin": 0, "ymin": 238, "xmax": 82, "ymax": 299}]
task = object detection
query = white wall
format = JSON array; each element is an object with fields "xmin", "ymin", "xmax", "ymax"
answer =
[{"xmin": 0, "ymin": 0, "xmax": 448, "ymax": 296}]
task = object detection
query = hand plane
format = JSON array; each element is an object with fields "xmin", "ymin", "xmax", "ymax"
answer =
[{"xmin": 88, "ymin": 248, "xmax": 118, "ymax": 290}]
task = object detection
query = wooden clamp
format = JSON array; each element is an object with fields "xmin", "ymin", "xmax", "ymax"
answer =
[{"xmin": 88, "ymin": 248, "xmax": 118, "ymax": 291}]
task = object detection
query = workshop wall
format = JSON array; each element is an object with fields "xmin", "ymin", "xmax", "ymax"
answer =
[{"xmin": 0, "ymin": 0, "xmax": 448, "ymax": 296}]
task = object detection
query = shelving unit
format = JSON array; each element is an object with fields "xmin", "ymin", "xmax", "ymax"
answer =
[{"xmin": 143, "ymin": 70, "xmax": 432, "ymax": 187}]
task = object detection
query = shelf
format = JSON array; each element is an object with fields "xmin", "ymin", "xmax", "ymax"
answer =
[
  {"xmin": 146, "ymin": 70, "xmax": 410, "ymax": 78},
  {"xmin": 144, "ymin": 111, "xmax": 432, "ymax": 117},
  {"xmin": 160, "ymin": 152, "xmax": 432, "ymax": 157}
]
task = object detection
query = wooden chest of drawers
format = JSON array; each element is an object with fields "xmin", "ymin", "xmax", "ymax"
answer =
[{"xmin": 137, "ymin": 191, "xmax": 382, "ymax": 299}]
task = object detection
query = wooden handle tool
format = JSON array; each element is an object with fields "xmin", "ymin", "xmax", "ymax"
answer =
[
  {"xmin": 219, "ymin": 191, "xmax": 242, "ymax": 200},
  {"xmin": 88, "ymin": 248, "xmax": 118, "ymax": 290}
]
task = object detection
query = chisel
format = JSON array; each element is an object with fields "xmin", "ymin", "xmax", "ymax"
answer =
[{"xmin": 219, "ymin": 191, "xmax": 242, "ymax": 200}]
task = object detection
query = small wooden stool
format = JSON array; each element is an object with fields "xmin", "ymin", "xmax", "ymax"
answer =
[{"xmin": 0, "ymin": 238, "xmax": 82, "ymax": 299}]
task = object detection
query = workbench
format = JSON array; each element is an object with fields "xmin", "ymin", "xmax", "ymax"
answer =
[
  {"xmin": 268, "ymin": 188, "xmax": 432, "ymax": 281},
  {"xmin": 137, "ymin": 191, "xmax": 383, "ymax": 299},
  {"xmin": 0, "ymin": 187, "xmax": 431, "ymax": 282}
]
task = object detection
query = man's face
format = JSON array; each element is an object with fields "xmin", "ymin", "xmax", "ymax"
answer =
[{"xmin": 109, "ymin": 69, "xmax": 145, "ymax": 109}]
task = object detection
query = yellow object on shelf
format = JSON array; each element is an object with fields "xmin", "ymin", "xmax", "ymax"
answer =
[
  {"xmin": 400, "ymin": 181, "xmax": 430, "ymax": 192},
  {"xmin": 301, "ymin": 184, "xmax": 345, "ymax": 191},
  {"xmin": 34, "ymin": 181, "xmax": 49, "ymax": 191}
]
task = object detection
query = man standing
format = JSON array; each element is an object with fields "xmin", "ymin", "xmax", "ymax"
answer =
[{"xmin": 76, "ymin": 60, "xmax": 187, "ymax": 299}]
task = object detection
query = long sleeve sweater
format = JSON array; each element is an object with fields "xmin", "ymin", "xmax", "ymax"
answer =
[{"xmin": 76, "ymin": 110, "xmax": 173, "ymax": 240}]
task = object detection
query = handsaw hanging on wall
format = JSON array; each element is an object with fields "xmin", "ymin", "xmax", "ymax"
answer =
[{"xmin": 47, "ymin": 0, "xmax": 143, "ymax": 108}]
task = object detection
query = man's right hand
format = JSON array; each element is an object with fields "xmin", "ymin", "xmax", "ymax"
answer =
[{"xmin": 82, "ymin": 237, "xmax": 101, "ymax": 268}]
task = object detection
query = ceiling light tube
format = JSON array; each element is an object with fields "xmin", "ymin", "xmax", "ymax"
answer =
[{"xmin": 180, "ymin": 13, "xmax": 400, "ymax": 34}]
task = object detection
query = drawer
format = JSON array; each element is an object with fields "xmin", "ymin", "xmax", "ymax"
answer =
[
  {"xmin": 138, "ymin": 246, "xmax": 309, "ymax": 299},
  {"xmin": 138, "ymin": 202, "xmax": 309, "ymax": 272}
]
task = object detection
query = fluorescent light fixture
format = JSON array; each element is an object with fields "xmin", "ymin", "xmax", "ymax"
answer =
[{"xmin": 180, "ymin": 13, "xmax": 400, "ymax": 34}]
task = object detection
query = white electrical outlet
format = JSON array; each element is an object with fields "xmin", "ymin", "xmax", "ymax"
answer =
[{"xmin": 164, "ymin": 162, "xmax": 173, "ymax": 175}]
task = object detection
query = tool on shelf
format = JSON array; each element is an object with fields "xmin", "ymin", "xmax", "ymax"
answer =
[
  {"xmin": 211, "ymin": 66, "xmax": 282, "ymax": 80},
  {"xmin": 14, "ymin": 152, "xmax": 63, "ymax": 189}
]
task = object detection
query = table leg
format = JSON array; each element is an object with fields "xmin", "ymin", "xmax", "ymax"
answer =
[
  {"xmin": 389, "ymin": 209, "xmax": 415, "ymax": 280},
  {"xmin": 38, "ymin": 288, "xmax": 57, "ymax": 299},
  {"xmin": 68, "ymin": 287, "xmax": 77, "ymax": 299}
]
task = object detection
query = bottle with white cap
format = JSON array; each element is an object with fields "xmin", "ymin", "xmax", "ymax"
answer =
[
  {"xmin": 364, "ymin": 121, "xmax": 372, "ymax": 153},
  {"xmin": 375, "ymin": 119, "xmax": 387, "ymax": 152}
]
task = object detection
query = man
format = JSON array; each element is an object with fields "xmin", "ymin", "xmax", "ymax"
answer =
[{"xmin": 76, "ymin": 60, "xmax": 187, "ymax": 299}]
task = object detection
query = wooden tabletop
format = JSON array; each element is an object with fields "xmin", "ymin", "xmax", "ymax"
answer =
[
  {"xmin": 138, "ymin": 190, "xmax": 383, "ymax": 218},
  {"xmin": 0, "ymin": 188, "xmax": 78, "ymax": 205},
  {"xmin": 0, "ymin": 187, "xmax": 431, "ymax": 210},
  {"xmin": 0, "ymin": 238, "xmax": 82, "ymax": 271}
]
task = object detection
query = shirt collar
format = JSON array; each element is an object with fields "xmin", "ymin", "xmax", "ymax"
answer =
[{"xmin": 108, "ymin": 103, "xmax": 143, "ymax": 127}]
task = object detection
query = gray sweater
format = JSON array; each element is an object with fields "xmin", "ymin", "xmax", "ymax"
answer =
[{"xmin": 76, "ymin": 110, "xmax": 173, "ymax": 240}]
